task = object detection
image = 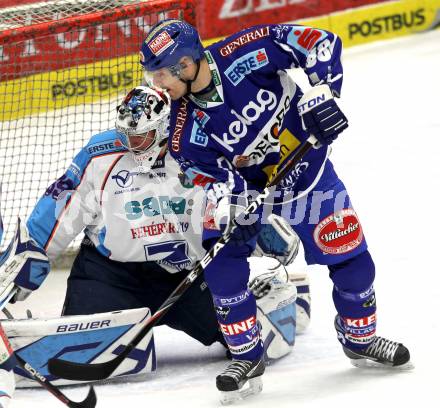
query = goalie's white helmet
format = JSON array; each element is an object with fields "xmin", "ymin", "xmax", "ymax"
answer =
[{"xmin": 115, "ymin": 86, "xmax": 171, "ymax": 172}]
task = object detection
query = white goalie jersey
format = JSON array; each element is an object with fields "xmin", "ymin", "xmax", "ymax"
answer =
[{"xmin": 26, "ymin": 130, "xmax": 207, "ymax": 273}]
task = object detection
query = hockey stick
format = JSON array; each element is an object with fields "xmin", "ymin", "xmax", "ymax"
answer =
[
  {"xmin": 48, "ymin": 135, "xmax": 317, "ymax": 381},
  {"xmin": 15, "ymin": 354, "xmax": 97, "ymax": 408}
]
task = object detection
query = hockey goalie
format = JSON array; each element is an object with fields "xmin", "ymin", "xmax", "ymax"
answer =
[{"xmin": 0, "ymin": 86, "xmax": 311, "ymax": 405}]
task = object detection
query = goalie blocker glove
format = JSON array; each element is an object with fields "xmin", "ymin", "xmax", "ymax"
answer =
[
  {"xmin": 253, "ymin": 214, "xmax": 300, "ymax": 266},
  {"xmin": 298, "ymin": 84, "xmax": 348, "ymax": 146},
  {"xmin": 0, "ymin": 218, "xmax": 50, "ymax": 304}
]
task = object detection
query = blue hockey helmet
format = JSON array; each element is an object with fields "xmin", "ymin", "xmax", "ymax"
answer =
[{"xmin": 140, "ymin": 19, "xmax": 204, "ymax": 72}]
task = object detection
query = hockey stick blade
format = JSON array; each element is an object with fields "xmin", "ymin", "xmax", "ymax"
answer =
[
  {"xmin": 48, "ymin": 285, "xmax": 181, "ymax": 381},
  {"xmin": 48, "ymin": 136, "xmax": 316, "ymax": 382},
  {"xmin": 15, "ymin": 354, "xmax": 97, "ymax": 408},
  {"xmin": 48, "ymin": 352, "xmax": 126, "ymax": 382},
  {"xmin": 64, "ymin": 387, "xmax": 97, "ymax": 408},
  {"xmin": 66, "ymin": 386, "xmax": 97, "ymax": 408}
]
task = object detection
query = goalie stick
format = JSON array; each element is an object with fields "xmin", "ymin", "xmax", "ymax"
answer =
[
  {"xmin": 15, "ymin": 354, "xmax": 97, "ymax": 408},
  {"xmin": 48, "ymin": 135, "xmax": 317, "ymax": 381}
]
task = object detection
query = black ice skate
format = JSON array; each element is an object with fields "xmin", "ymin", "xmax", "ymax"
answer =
[
  {"xmin": 335, "ymin": 316, "xmax": 411, "ymax": 369},
  {"xmin": 216, "ymin": 359, "xmax": 265, "ymax": 405},
  {"xmin": 342, "ymin": 336, "xmax": 411, "ymax": 368}
]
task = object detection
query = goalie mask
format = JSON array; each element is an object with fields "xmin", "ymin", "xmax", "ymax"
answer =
[{"xmin": 115, "ymin": 86, "xmax": 171, "ymax": 172}]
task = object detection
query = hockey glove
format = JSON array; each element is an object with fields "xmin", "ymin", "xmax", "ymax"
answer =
[
  {"xmin": 215, "ymin": 198, "xmax": 262, "ymax": 247},
  {"xmin": 0, "ymin": 218, "xmax": 50, "ymax": 304},
  {"xmin": 253, "ymin": 214, "xmax": 300, "ymax": 266},
  {"xmin": 249, "ymin": 265, "xmax": 289, "ymax": 299},
  {"xmin": 298, "ymin": 84, "xmax": 348, "ymax": 146}
]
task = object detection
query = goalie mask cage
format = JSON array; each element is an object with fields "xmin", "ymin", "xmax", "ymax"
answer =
[{"xmin": 0, "ymin": 0, "xmax": 195, "ymax": 258}]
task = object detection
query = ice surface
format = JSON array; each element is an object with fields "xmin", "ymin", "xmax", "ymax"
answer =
[{"xmin": 5, "ymin": 30, "xmax": 440, "ymax": 407}]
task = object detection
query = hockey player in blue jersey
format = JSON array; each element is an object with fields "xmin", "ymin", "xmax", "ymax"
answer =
[{"xmin": 140, "ymin": 19, "xmax": 411, "ymax": 401}]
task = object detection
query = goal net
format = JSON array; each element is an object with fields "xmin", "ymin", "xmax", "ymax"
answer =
[{"xmin": 0, "ymin": 0, "xmax": 195, "ymax": 258}]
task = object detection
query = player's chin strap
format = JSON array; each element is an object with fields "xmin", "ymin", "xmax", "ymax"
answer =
[
  {"xmin": 180, "ymin": 59, "xmax": 201, "ymax": 96},
  {"xmin": 48, "ymin": 135, "xmax": 318, "ymax": 383}
]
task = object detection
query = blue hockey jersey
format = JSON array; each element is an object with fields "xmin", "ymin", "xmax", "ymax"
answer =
[{"xmin": 168, "ymin": 24, "xmax": 343, "ymax": 235}]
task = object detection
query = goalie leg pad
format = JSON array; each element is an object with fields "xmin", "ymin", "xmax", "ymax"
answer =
[
  {"xmin": 251, "ymin": 266, "xmax": 298, "ymax": 360},
  {"xmin": 2, "ymin": 308, "xmax": 156, "ymax": 387},
  {"xmin": 288, "ymin": 272, "xmax": 311, "ymax": 334}
]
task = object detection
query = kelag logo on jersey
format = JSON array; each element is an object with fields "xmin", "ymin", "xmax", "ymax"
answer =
[
  {"xmin": 225, "ymin": 48, "xmax": 269, "ymax": 86},
  {"xmin": 210, "ymin": 89, "xmax": 277, "ymax": 152}
]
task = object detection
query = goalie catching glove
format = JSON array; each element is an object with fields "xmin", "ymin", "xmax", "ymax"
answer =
[{"xmin": 0, "ymin": 218, "xmax": 50, "ymax": 304}]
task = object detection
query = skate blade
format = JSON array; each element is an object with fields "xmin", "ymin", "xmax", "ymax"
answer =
[
  {"xmin": 349, "ymin": 358, "xmax": 415, "ymax": 371},
  {"xmin": 219, "ymin": 377, "xmax": 263, "ymax": 405}
]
